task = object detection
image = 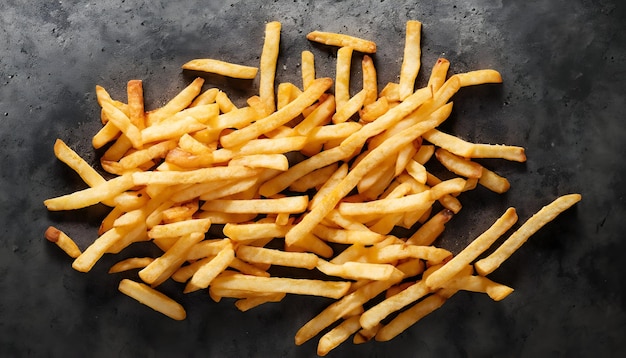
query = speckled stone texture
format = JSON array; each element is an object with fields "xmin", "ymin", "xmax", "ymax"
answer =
[{"xmin": 1, "ymin": 0, "xmax": 625, "ymax": 357}]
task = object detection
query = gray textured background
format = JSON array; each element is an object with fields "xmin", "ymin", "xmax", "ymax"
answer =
[{"xmin": 1, "ymin": 0, "xmax": 625, "ymax": 357}]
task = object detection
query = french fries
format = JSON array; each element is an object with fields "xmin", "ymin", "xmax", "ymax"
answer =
[{"xmin": 44, "ymin": 19, "xmax": 581, "ymax": 357}]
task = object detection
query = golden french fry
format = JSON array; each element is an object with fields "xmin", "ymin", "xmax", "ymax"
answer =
[
  {"xmin": 362, "ymin": 55, "xmax": 378, "ymax": 105},
  {"xmin": 306, "ymin": 30, "xmax": 376, "ymax": 53},
  {"xmin": 44, "ymin": 226, "xmax": 82, "ymax": 258},
  {"xmin": 211, "ymin": 273, "xmax": 351, "ymax": 299},
  {"xmin": 312, "ymin": 225, "xmax": 385, "ymax": 245},
  {"xmin": 435, "ymin": 148, "xmax": 483, "ymax": 178},
  {"xmin": 475, "ymin": 194, "xmax": 582, "ymax": 275},
  {"xmin": 332, "ymin": 89, "xmax": 367, "ymax": 123},
  {"xmin": 182, "ymin": 58, "xmax": 258, "ymax": 79},
  {"xmin": 223, "ymin": 222, "xmax": 290, "ymax": 242},
  {"xmin": 479, "ymin": 167, "xmax": 511, "ymax": 194},
  {"xmin": 259, "ymin": 21, "xmax": 282, "ymax": 115},
  {"xmin": 398, "ymin": 20, "xmax": 422, "ymax": 100},
  {"xmin": 44, "ymin": 174, "xmax": 135, "ymax": 211},
  {"xmin": 54, "ymin": 139, "xmax": 106, "ymax": 187},
  {"xmin": 202, "ymin": 196, "xmax": 308, "ymax": 214},
  {"xmin": 229, "ymin": 154, "xmax": 289, "ymax": 171},
  {"xmin": 423, "ymin": 129, "xmax": 526, "ymax": 162},
  {"xmin": 406, "ymin": 209, "xmax": 454, "ymax": 246},
  {"xmin": 427, "ymin": 58, "xmax": 450, "ymax": 93},
  {"xmin": 375, "ymin": 293, "xmax": 445, "ymax": 342},
  {"xmin": 109, "ymin": 257, "xmax": 154, "ymax": 273},
  {"xmin": 317, "ymin": 260, "xmax": 401, "ymax": 281},
  {"xmin": 148, "ymin": 218, "xmax": 211, "ymax": 239},
  {"xmin": 334, "ymin": 46, "xmax": 353, "ymax": 110},
  {"xmin": 452, "ymin": 69, "xmax": 502, "ymax": 87},
  {"xmin": 317, "ymin": 315, "xmax": 362, "ymax": 356},
  {"xmin": 289, "ymin": 163, "xmax": 339, "ymax": 193},
  {"xmin": 132, "ymin": 165, "xmax": 257, "ymax": 186},
  {"xmin": 301, "ymin": 50, "xmax": 316, "ymax": 90},
  {"xmin": 118, "ymin": 279, "xmax": 186, "ymax": 320},
  {"xmin": 236, "ymin": 245, "xmax": 318, "ymax": 269},
  {"xmin": 190, "ymin": 87, "xmax": 219, "ymax": 107},
  {"xmin": 235, "ymin": 293, "xmax": 286, "ymax": 312}
]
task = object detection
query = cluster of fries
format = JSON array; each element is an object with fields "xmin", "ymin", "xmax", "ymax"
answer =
[{"xmin": 44, "ymin": 20, "xmax": 581, "ymax": 355}]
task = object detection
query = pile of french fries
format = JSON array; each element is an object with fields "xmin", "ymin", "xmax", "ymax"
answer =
[{"xmin": 44, "ymin": 20, "xmax": 581, "ymax": 356}]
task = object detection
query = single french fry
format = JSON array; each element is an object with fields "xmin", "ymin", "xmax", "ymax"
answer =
[
  {"xmin": 132, "ymin": 166, "xmax": 257, "ymax": 186},
  {"xmin": 398, "ymin": 20, "xmax": 422, "ymax": 100},
  {"xmin": 478, "ymin": 167, "xmax": 511, "ymax": 194},
  {"xmin": 53, "ymin": 139, "xmax": 106, "ymax": 187},
  {"xmin": 306, "ymin": 30, "xmax": 376, "ymax": 53},
  {"xmin": 289, "ymin": 163, "xmax": 339, "ymax": 193},
  {"xmin": 367, "ymin": 244, "xmax": 452, "ymax": 265},
  {"xmin": 339, "ymin": 178, "xmax": 465, "ymax": 216},
  {"xmin": 301, "ymin": 50, "xmax": 316, "ymax": 90},
  {"xmin": 332, "ymin": 89, "xmax": 367, "ymax": 123},
  {"xmin": 44, "ymin": 174, "xmax": 135, "ymax": 211},
  {"xmin": 109, "ymin": 257, "xmax": 154, "ymax": 273},
  {"xmin": 236, "ymin": 245, "xmax": 319, "ymax": 269},
  {"xmin": 317, "ymin": 315, "xmax": 362, "ymax": 356},
  {"xmin": 127, "ymin": 79, "xmax": 145, "ymax": 129},
  {"xmin": 44, "ymin": 226, "xmax": 82, "ymax": 258},
  {"xmin": 334, "ymin": 46, "xmax": 353, "ymax": 110},
  {"xmin": 118, "ymin": 279, "xmax": 186, "ymax": 320},
  {"xmin": 312, "ymin": 225, "xmax": 385, "ymax": 245},
  {"xmin": 375, "ymin": 293, "xmax": 446, "ymax": 342},
  {"xmin": 475, "ymin": 194, "xmax": 582, "ymax": 275},
  {"xmin": 211, "ymin": 273, "xmax": 351, "ymax": 299},
  {"xmin": 235, "ymin": 293, "xmax": 286, "ymax": 312},
  {"xmin": 423, "ymin": 129, "xmax": 526, "ymax": 162},
  {"xmin": 317, "ymin": 260, "xmax": 401, "ymax": 281},
  {"xmin": 427, "ymin": 58, "xmax": 450, "ymax": 93},
  {"xmin": 190, "ymin": 87, "xmax": 219, "ymax": 107},
  {"xmin": 406, "ymin": 209, "xmax": 454, "ymax": 246},
  {"xmin": 201, "ymin": 196, "xmax": 308, "ymax": 214},
  {"xmin": 259, "ymin": 21, "xmax": 282, "ymax": 115},
  {"xmin": 360, "ymin": 280, "xmax": 430, "ymax": 330},
  {"xmin": 452, "ymin": 69, "xmax": 502, "ymax": 87},
  {"xmin": 229, "ymin": 154, "xmax": 289, "ymax": 171},
  {"xmin": 362, "ymin": 55, "xmax": 378, "ymax": 105},
  {"xmin": 435, "ymin": 148, "xmax": 483, "ymax": 178},
  {"xmin": 359, "ymin": 96, "xmax": 388, "ymax": 123},
  {"xmin": 182, "ymin": 58, "xmax": 258, "ymax": 79},
  {"xmin": 148, "ymin": 218, "xmax": 211, "ymax": 239}
]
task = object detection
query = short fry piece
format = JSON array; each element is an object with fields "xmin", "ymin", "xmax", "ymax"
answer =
[
  {"xmin": 182, "ymin": 58, "xmax": 258, "ymax": 79},
  {"xmin": 45, "ymin": 226, "xmax": 82, "ymax": 258},
  {"xmin": 118, "ymin": 279, "xmax": 186, "ymax": 320},
  {"xmin": 306, "ymin": 30, "xmax": 377, "ymax": 53}
]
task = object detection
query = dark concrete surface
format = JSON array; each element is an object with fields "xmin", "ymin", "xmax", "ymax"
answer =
[{"xmin": 1, "ymin": 0, "xmax": 625, "ymax": 357}]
